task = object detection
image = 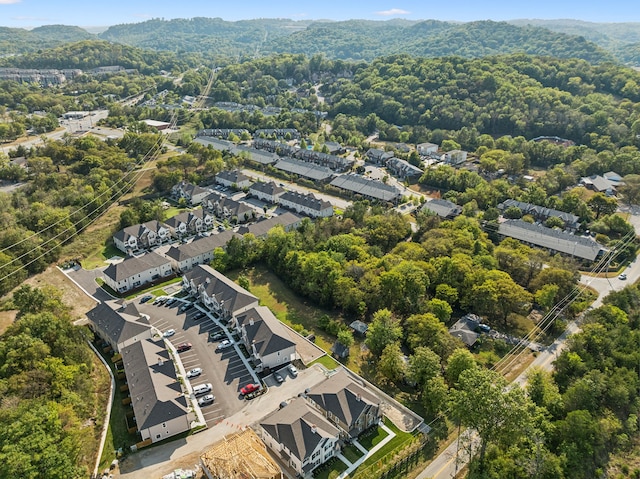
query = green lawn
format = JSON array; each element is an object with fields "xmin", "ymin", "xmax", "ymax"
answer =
[
  {"xmin": 358, "ymin": 424, "xmax": 390, "ymax": 451},
  {"xmin": 164, "ymin": 205, "xmax": 188, "ymax": 219},
  {"xmin": 353, "ymin": 418, "xmax": 417, "ymax": 477},
  {"xmin": 309, "ymin": 355, "xmax": 340, "ymax": 370},
  {"xmin": 81, "ymin": 242, "xmax": 123, "ymax": 270},
  {"xmin": 342, "ymin": 443, "xmax": 365, "ymax": 463},
  {"xmin": 313, "ymin": 457, "xmax": 349, "ymax": 479},
  {"xmin": 123, "ymin": 277, "xmax": 182, "ymax": 300}
]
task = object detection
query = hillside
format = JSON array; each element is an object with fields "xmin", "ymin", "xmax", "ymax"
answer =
[
  {"xmin": 95, "ymin": 17, "xmax": 617, "ymax": 64},
  {"xmin": 0, "ymin": 24, "xmax": 94, "ymax": 55}
]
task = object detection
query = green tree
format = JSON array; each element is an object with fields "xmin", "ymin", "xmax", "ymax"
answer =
[
  {"xmin": 337, "ymin": 329, "xmax": 354, "ymax": 349},
  {"xmin": 365, "ymin": 309, "xmax": 402, "ymax": 357},
  {"xmin": 407, "ymin": 346, "xmax": 441, "ymax": 388},
  {"xmin": 587, "ymin": 193, "xmax": 618, "ymax": 219},
  {"xmin": 378, "ymin": 342, "xmax": 405, "ymax": 383},
  {"xmin": 445, "ymin": 348, "xmax": 478, "ymax": 386}
]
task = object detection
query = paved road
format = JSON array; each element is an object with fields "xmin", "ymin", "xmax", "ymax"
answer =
[
  {"xmin": 418, "ymin": 213, "xmax": 640, "ymax": 479},
  {"xmin": 65, "ymin": 265, "xmax": 113, "ymax": 302}
]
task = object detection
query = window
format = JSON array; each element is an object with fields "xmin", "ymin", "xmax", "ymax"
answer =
[
  {"xmin": 156, "ymin": 434, "xmax": 161, "ymax": 439},
  {"xmin": 162, "ymin": 423, "xmax": 166, "ymax": 428}
]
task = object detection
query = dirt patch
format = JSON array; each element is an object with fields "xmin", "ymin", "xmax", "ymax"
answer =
[
  {"xmin": 24, "ymin": 266, "xmax": 97, "ymax": 320},
  {"xmin": 0, "ymin": 309, "xmax": 17, "ymax": 335}
]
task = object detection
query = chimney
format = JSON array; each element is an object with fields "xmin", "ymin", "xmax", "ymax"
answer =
[{"xmin": 311, "ymin": 424, "xmax": 317, "ymax": 434}]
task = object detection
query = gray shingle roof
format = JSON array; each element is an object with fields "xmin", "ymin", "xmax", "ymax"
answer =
[
  {"xmin": 86, "ymin": 300, "xmax": 151, "ymax": 346},
  {"xmin": 164, "ymin": 208, "xmax": 209, "ymax": 230},
  {"xmin": 499, "ymin": 199, "xmax": 579, "ymax": 225},
  {"xmin": 236, "ymin": 306, "xmax": 296, "ymax": 357},
  {"xmin": 166, "ymin": 230, "xmax": 239, "ymax": 262},
  {"xmin": 236, "ymin": 212, "xmax": 302, "ymax": 237},
  {"xmin": 183, "ymin": 264, "xmax": 258, "ymax": 315},
  {"xmin": 274, "ymin": 158, "xmax": 334, "ymax": 181},
  {"xmin": 113, "ymin": 220, "xmax": 167, "ymax": 243},
  {"xmin": 121, "ymin": 338, "xmax": 189, "ymax": 430},
  {"xmin": 499, "ymin": 219, "xmax": 604, "ymax": 261},
  {"xmin": 261, "ymin": 397, "xmax": 339, "ymax": 463},
  {"xmin": 422, "ymin": 199, "xmax": 462, "ymax": 218},
  {"xmin": 216, "ymin": 170, "xmax": 251, "ymax": 185},
  {"xmin": 307, "ymin": 370, "xmax": 380, "ymax": 431},
  {"xmin": 103, "ymin": 252, "xmax": 171, "ymax": 282},
  {"xmin": 249, "ymin": 181, "xmax": 285, "ymax": 197},
  {"xmin": 330, "ymin": 174, "xmax": 402, "ymax": 202},
  {"xmin": 280, "ymin": 191, "xmax": 332, "ymax": 213}
]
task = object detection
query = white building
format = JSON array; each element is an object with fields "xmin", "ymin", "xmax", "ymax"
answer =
[
  {"xmin": 86, "ymin": 300, "xmax": 153, "ymax": 353},
  {"xmin": 216, "ymin": 170, "xmax": 252, "ymax": 189},
  {"xmin": 249, "ymin": 181, "xmax": 286, "ymax": 204},
  {"xmin": 233, "ymin": 306, "xmax": 297, "ymax": 372},
  {"xmin": 103, "ymin": 252, "xmax": 173, "ymax": 293},
  {"xmin": 166, "ymin": 230, "xmax": 239, "ymax": 272},
  {"xmin": 260, "ymin": 397, "xmax": 340, "ymax": 478},
  {"xmin": 171, "ymin": 181, "xmax": 211, "ymax": 205},
  {"xmin": 112, "ymin": 220, "xmax": 170, "ymax": 253},
  {"xmin": 417, "ymin": 142, "xmax": 438, "ymax": 155},
  {"xmin": 441, "ymin": 149, "xmax": 468, "ymax": 165},
  {"xmin": 164, "ymin": 208, "xmax": 214, "ymax": 237},
  {"xmin": 121, "ymin": 338, "xmax": 191, "ymax": 443},
  {"xmin": 279, "ymin": 191, "xmax": 333, "ymax": 218},
  {"xmin": 182, "ymin": 265, "xmax": 259, "ymax": 321}
]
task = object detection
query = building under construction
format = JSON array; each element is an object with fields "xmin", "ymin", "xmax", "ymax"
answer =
[{"xmin": 200, "ymin": 429, "xmax": 282, "ymax": 479}]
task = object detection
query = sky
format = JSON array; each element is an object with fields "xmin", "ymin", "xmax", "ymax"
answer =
[{"xmin": 1, "ymin": 0, "xmax": 640, "ymax": 29}]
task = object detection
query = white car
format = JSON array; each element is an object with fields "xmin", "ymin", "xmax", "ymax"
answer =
[
  {"xmin": 186, "ymin": 368, "xmax": 202, "ymax": 378},
  {"xmin": 163, "ymin": 329, "xmax": 176, "ymax": 338},
  {"xmin": 289, "ymin": 365, "xmax": 298, "ymax": 377},
  {"xmin": 216, "ymin": 339, "xmax": 233, "ymax": 351},
  {"xmin": 198, "ymin": 394, "xmax": 215, "ymax": 406}
]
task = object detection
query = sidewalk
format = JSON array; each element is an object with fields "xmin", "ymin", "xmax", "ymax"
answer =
[{"xmin": 336, "ymin": 421, "xmax": 396, "ymax": 479}]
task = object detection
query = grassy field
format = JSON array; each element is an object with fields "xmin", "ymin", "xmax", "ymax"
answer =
[
  {"xmin": 342, "ymin": 443, "xmax": 365, "ymax": 463},
  {"xmin": 309, "ymin": 355, "xmax": 340, "ymax": 370},
  {"xmin": 354, "ymin": 418, "xmax": 416, "ymax": 476},
  {"xmin": 228, "ymin": 265, "xmax": 337, "ymax": 354}
]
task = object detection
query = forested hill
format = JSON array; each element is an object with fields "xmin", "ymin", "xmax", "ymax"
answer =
[
  {"xmin": 95, "ymin": 17, "xmax": 617, "ymax": 64},
  {"xmin": 0, "ymin": 24, "xmax": 93, "ymax": 55},
  {"xmin": 0, "ymin": 40, "xmax": 199, "ymax": 74},
  {"xmin": 269, "ymin": 20, "xmax": 614, "ymax": 63}
]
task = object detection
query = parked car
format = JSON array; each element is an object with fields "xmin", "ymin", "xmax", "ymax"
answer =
[
  {"xmin": 210, "ymin": 331, "xmax": 225, "ymax": 341},
  {"xmin": 478, "ymin": 324, "xmax": 491, "ymax": 333},
  {"xmin": 274, "ymin": 371, "xmax": 284, "ymax": 383},
  {"xmin": 176, "ymin": 342, "xmax": 192, "ymax": 353},
  {"xmin": 241, "ymin": 383, "xmax": 260, "ymax": 395},
  {"xmin": 140, "ymin": 294, "xmax": 153, "ymax": 303},
  {"xmin": 288, "ymin": 365, "xmax": 298, "ymax": 377},
  {"xmin": 165, "ymin": 298, "xmax": 177, "ymax": 306},
  {"xmin": 192, "ymin": 311, "xmax": 205, "ymax": 320},
  {"xmin": 180, "ymin": 303, "xmax": 195, "ymax": 313},
  {"xmin": 619, "ymin": 273, "xmax": 627, "ymax": 280},
  {"xmin": 163, "ymin": 329, "xmax": 176, "ymax": 338},
  {"xmin": 198, "ymin": 394, "xmax": 215, "ymax": 406},
  {"xmin": 216, "ymin": 339, "xmax": 233, "ymax": 351},
  {"xmin": 186, "ymin": 368, "xmax": 202, "ymax": 378},
  {"xmin": 153, "ymin": 296, "xmax": 166, "ymax": 305}
]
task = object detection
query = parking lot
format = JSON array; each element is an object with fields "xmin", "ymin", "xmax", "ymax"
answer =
[{"xmin": 136, "ymin": 298, "xmax": 257, "ymax": 426}]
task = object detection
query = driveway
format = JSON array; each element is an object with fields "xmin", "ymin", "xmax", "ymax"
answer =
[
  {"xmin": 65, "ymin": 265, "xmax": 113, "ymax": 302},
  {"xmin": 137, "ymin": 300, "xmax": 256, "ymax": 425}
]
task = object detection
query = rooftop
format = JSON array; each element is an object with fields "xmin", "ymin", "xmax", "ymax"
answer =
[
  {"xmin": 103, "ymin": 252, "xmax": 170, "ymax": 282},
  {"xmin": 274, "ymin": 157, "xmax": 334, "ymax": 181},
  {"xmin": 330, "ymin": 174, "xmax": 402, "ymax": 202}
]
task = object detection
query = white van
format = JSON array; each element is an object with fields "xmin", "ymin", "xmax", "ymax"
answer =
[{"xmin": 193, "ymin": 383, "xmax": 212, "ymax": 396}]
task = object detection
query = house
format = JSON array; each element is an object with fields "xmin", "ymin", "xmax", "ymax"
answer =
[
  {"xmin": 254, "ymin": 128, "xmax": 300, "ymax": 140},
  {"xmin": 200, "ymin": 429, "xmax": 282, "ymax": 479},
  {"xmin": 249, "ymin": 181, "xmax": 286, "ymax": 204},
  {"xmin": 260, "ymin": 397, "xmax": 340, "ymax": 478},
  {"xmin": 202, "ymin": 193, "xmax": 255, "ymax": 223},
  {"xmin": 182, "ymin": 265, "xmax": 259, "ymax": 321},
  {"xmin": 417, "ymin": 142, "xmax": 438, "ymax": 155},
  {"xmin": 386, "ymin": 157, "xmax": 423, "ymax": 179},
  {"xmin": 215, "ymin": 170, "xmax": 252, "ymax": 189},
  {"xmin": 165, "ymin": 230, "xmax": 239, "ymax": 272},
  {"xmin": 197, "ymin": 128, "xmax": 248, "ymax": 140},
  {"xmin": 323, "ymin": 141, "xmax": 345, "ymax": 155},
  {"xmin": 580, "ymin": 175, "xmax": 617, "ymax": 196},
  {"xmin": 113, "ymin": 220, "xmax": 170, "ymax": 254},
  {"xmin": 349, "ymin": 320, "xmax": 369, "ymax": 336},
  {"xmin": 498, "ymin": 199, "xmax": 580, "ymax": 230},
  {"xmin": 365, "ymin": 148, "xmax": 394, "ymax": 164},
  {"xmin": 121, "ymin": 338, "xmax": 191, "ymax": 444},
  {"xmin": 306, "ymin": 370, "xmax": 382, "ymax": 439},
  {"xmin": 164, "ymin": 208, "xmax": 214, "ymax": 237},
  {"xmin": 498, "ymin": 219, "xmax": 605, "ymax": 261},
  {"xmin": 171, "ymin": 181, "xmax": 210, "ymax": 205},
  {"xmin": 448, "ymin": 314, "xmax": 481, "ymax": 348},
  {"xmin": 421, "ymin": 199, "xmax": 463, "ymax": 220},
  {"xmin": 143, "ymin": 119, "xmax": 171, "ymax": 131},
  {"xmin": 331, "ymin": 341, "xmax": 350, "ymax": 359},
  {"xmin": 103, "ymin": 252, "xmax": 173, "ymax": 293},
  {"xmin": 86, "ymin": 300, "xmax": 152, "ymax": 353},
  {"xmin": 233, "ymin": 306, "xmax": 297, "ymax": 372},
  {"xmin": 279, "ymin": 191, "xmax": 333, "ymax": 218},
  {"xmin": 441, "ymin": 149, "xmax": 468, "ymax": 166},
  {"xmin": 236, "ymin": 212, "xmax": 303, "ymax": 238},
  {"xmin": 330, "ymin": 174, "xmax": 402, "ymax": 203}
]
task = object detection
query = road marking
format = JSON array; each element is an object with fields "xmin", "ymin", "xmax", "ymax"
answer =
[{"xmin": 431, "ymin": 451, "xmax": 458, "ymax": 479}]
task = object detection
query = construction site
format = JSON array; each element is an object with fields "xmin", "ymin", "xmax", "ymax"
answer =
[{"xmin": 200, "ymin": 429, "xmax": 282, "ymax": 479}]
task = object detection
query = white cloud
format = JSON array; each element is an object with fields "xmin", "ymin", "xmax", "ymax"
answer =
[
  {"xmin": 375, "ymin": 8, "xmax": 410, "ymax": 16},
  {"xmin": 0, "ymin": 0, "xmax": 22, "ymax": 4}
]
